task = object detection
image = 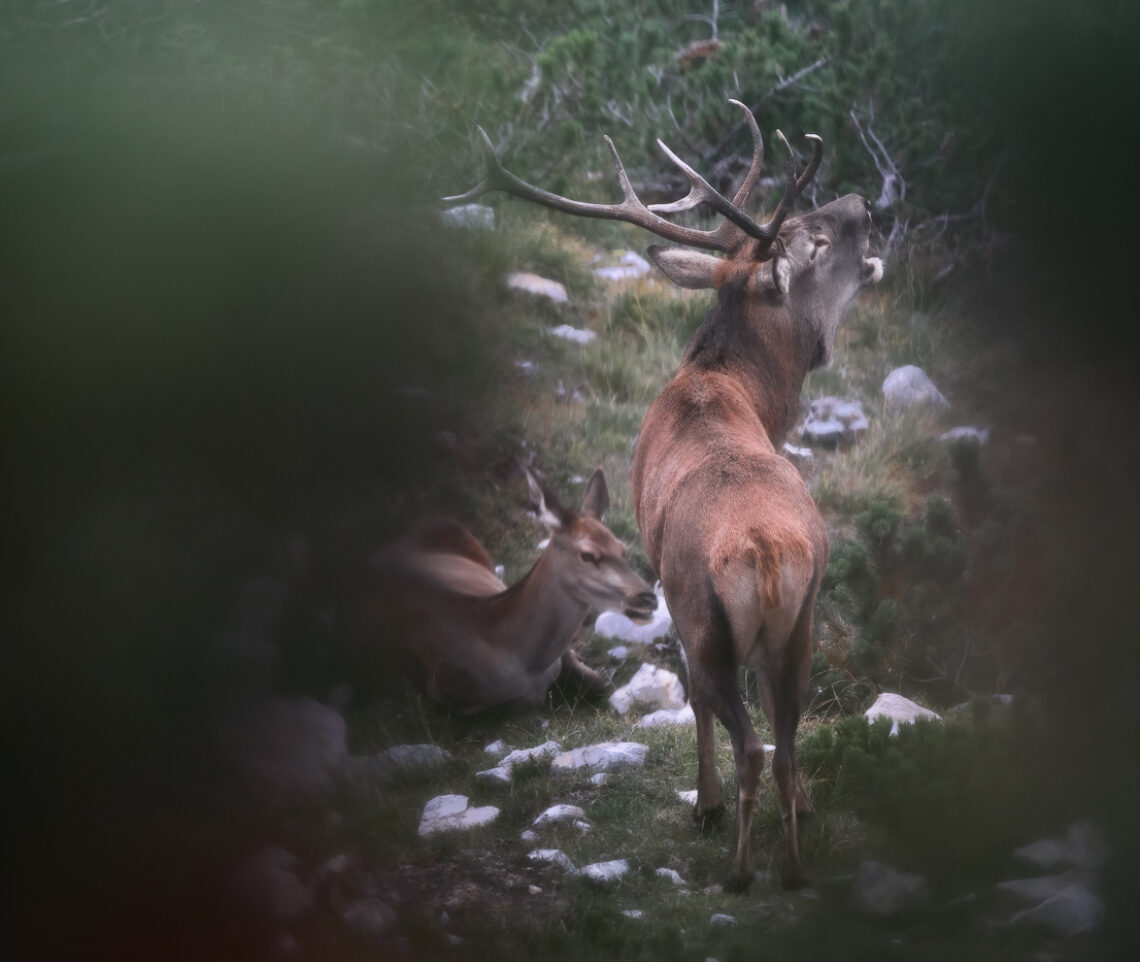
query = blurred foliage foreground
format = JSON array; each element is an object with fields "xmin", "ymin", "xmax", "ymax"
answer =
[{"xmin": 3, "ymin": 1, "xmax": 1140, "ymax": 960}]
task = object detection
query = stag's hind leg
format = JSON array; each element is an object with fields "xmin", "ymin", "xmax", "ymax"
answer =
[
  {"xmin": 754, "ymin": 610, "xmax": 815, "ymax": 888},
  {"xmin": 684, "ymin": 637, "xmax": 767, "ymax": 893}
]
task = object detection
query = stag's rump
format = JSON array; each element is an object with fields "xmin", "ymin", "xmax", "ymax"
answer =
[{"xmin": 637, "ymin": 438, "xmax": 826, "ymax": 665}]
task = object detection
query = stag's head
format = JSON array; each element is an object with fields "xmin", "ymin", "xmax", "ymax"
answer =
[
  {"xmin": 524, "ymin": 466, "xmax": 657, "ymax": 623},
  {"xmin": 447, "ymin": 100, "xmax": 883, "ymax": 369}
]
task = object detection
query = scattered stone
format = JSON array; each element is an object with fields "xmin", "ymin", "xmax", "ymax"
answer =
[
  {"xmin": 864, "ymin": 692, "xmax": 942, "ymax": 737},
  {"xmin": 595, "ymin": 585, "xmax": 673, "ymax": 643},
  {"xmin": 656, "ymin": 867, "xmax": 687, "ymax": 887},
  {"xmin": 533, "ymin": 804, "xmax": 589, "ymax": 827},
  {"xmin": 677, "ymin": 789, "xmax": 699, "ymax": 806},
  {"xmin": 528, "ymin": 848, "xmax": 579, "ymax": 874},
  {"xmin": 313, "ymin": 853, "xmax": 364, "ymax": 913},
  {"xmin": 609, "ymin": 663, "xmax": 686, "ymax": 716},
  {"xmin": 1010, "ymin": 885, "xmax": 1105, "ymax": 937},
  {"xmin": 230, "ymin": 845, "xmax": 313, "ymax": 925},
  {"xmin": 590, "ymin": 773, "xmax": 609, "ymax": 787},
  {"xmin": 783, "ymin": 442, "xmax": 813, "ymax": 460},
  {"xmin": 709, "ymin": 913, "xmax": 738, "ymax": 927},
  {"xmin": 484, "ymin": 739, "xmax": 510, "ymax": 757},
  {"xmin": 475, "ymin": 766, "xmax": 512, "ymax": 786},
  {"xmin": 441, "ymin": 203, "xmax": 495, "ymax": 231},
  {"xmin": 506, "ymin": 271, "xmax": 569, "ymax": 303},
  {"xmin": 342, "ymin": 898, "xmax": 398, "ymax": 946},
  {"xmin": 353, "ymin": 744, "xmax": 452, "ymax": 786},
  {"xmin": 635, "ymin": 703, "xmax": 696, "ymax": 728},
  {"xmin": 528, "ymin": 885, "xmax": 543, "ymax": 895},
  {"xmin": 608, "ymin": 645, "xmax": 630, "ymax": 661},
  {"xmin": 417, "ymin": 794, "xmax": 500, "ymax": 836},
  {"xmin": 940, "ymin": 426, "xmax": 990, "ymax": 445},
  {"xmin": 801, "ymin": 397, "xmax": 869, "ymax": 447},
  {"xmin": 621, "ymin": 909, "xmax": 645, "ymax": 919},
  {"xmin": 551, "ymin": 324, "xmax": 596, "ymax": 343},
  {"xmin": 520, "ymin": 830, "xmax": 539, "ymax": 844},
  {"xmin": 501, "ymin": 740, "xmax": 562, "ymax": 771},
  {"xmin": 594, "ymin": 250, "xmax": 652, "ymax": 281},
  {"xmin": 882, "ymin": 365, "xmax": 950, "ymax": 411},
  {"xmin": 1015, "ymin": 821, "xmax": 1110, "ymax": 871},
  {"xmin": 997, "ymin": 874, "xmax": 1082, "ymax": 904},
  {"xmin": 851, "ymin": 861, "xmax": 931, "ymax": 917},
  {"xmin": 552, "ymin": 741, "xmax": 649, "ymax": 773},
  {"xmin": 222, "ymin": 696, "xmax": 348, "ymax": 814},
  {"xmin": 580, "ymin": 859, "xmax": 630, "ymax": 883},
  {"xmin": 515, "ymin": 360, "xmax": 536, "ymax": 375}
]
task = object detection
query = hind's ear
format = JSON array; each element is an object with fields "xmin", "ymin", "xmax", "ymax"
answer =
[
  {"xmin": 523, "ymin": 464, "xmax": 565, "ymax": 532},
  {"xmin": 579, "ymin": 469, "xmax": 609, "ymax": 521},
  {"xmin": 647, "ymin": 245, "xmax": 720, "ymax": 290}
]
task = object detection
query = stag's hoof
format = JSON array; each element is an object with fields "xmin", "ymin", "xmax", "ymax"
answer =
[
  {"xmin": 781, "ymin": 865, "xmax": 809, "ymax": 891},
  {"xmin": 692, "ymin": 802, "xmax": 726, "ymax": 832},
  {"xmin": 724, "ymin": 868, "xmax": 755, "ymax": 894}
]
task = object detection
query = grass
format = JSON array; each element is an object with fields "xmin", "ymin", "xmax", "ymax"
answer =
[{"xmin": 303, "ymin": 204, "xmax": 1112, "ymax": 960}]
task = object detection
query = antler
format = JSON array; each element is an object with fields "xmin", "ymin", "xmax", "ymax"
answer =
[{"xmin": 444, "ymin": 100, "xmax": 823, "ymax": 255}]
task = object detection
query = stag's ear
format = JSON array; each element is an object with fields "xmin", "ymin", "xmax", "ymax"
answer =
[
  {"xmin": 579, "ymin": 469, "xmax": 609, "ymax": 521},
  {"xmin": 647, "ymin": 245, "xmax": 720, "ymax": 290},
  {"xmin": 523, "ymin": 465, "xmax": 565, "ymax": 532},
  {"xmin": 771, "ymin": 231, "xmax": 813, "ymax": 295}
]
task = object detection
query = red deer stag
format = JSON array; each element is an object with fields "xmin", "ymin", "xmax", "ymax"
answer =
[
  {"xmin": 348, "ymin": 466, "xmax": 656, "ymax": 713},
  {"xmin": 447, "ymin": 101, "xmax": 883, "ymax": 887}
]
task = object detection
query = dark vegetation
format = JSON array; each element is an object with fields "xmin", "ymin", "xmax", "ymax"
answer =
[{"xmin": 3, "ymin": 1, "xmax": 1139, "ymax": 959}]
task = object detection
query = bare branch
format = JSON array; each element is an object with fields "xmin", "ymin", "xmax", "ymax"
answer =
[
  {"xmin": 705, "ymin": 57, "xmax": 831, "ymax": 164},
  {"xmin": 849, "ymin": 105, "xmax": 906, "ymax": 210}
]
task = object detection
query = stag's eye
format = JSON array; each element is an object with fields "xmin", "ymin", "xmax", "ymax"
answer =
[{"xmin": 580, "ymin": 551, "xmax": 600, "ymax": 565}]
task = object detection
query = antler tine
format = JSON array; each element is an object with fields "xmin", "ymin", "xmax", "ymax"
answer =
[
  {"xmin": 727, "ymin": 99, "xmax": 765, "ymax": 209},
  {"xmin": 442, "ymin": 106, "xmax": 824, "ymax": 255},
  {"xmin": 753, "ymin": 130, "xmax": 824, "ymax": 242},
  {"xmin": 443, "ymin": 126, "xmax": 738, "ymax": 252},
  {"xmin": 645, "ymin": 139, "xmax": 771, "ymax": 242}
]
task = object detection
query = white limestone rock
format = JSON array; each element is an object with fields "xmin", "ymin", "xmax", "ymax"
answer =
[
  {"xmin": 709, "ymin": 913, "xmax": 738, "ymax": 927},
  {"xmin": 483, "ymin": 739, "xmax": 510, "ymax": 758},
  {"xmin": 441, "ymin": 204, "xmax": 495, "ymax": 231},
  {"xmin": 533, "ymin": 804, "xmax": 589, "ymax": 828},
  {"xmin": 609, "ymin": 663, "xmax": 686, "ymax": 716},
  {"xmin": 635, "ymin": 703, "xmax": 696, "ymax": 728},
  {"xmin": 656, "ymin": 867, "xmax": 687, "ymax": 887},
  {"xmin": 417, "ymin": 794, "xmax": 500, "ymax": 836},
  {"xmin": 580, "ymin": 859, "xmax": 630, "ymax": 883},
  {"xmin": 475, "ymin": 766, "xmax": 512, "ymax": 786},
  {"xmin": 506, "ymin": 271, "xmax": 569, "ymax": 304},
  {"xmin": 882, "ymin": 365, "xmax": 950, "ymax": 411},
  {"xmin": 802, "ymin": 397, "xmax": 869, "ymax": 447},
  {"xmin": 528, "ymin": 848, "xmax": 579, "ymax": 874},
  {"xmin": 940, "ymin": 426, "xmax": 990, "ymax": 445},
  {"xmin": 500, "ymin": 740, "xmax": 562, "ymax": 771},
  {"xmin": 551, "ymin": 324, "xmax": 596, "ymax": 343},
  {"xmin": 594, "ymin": 250, "xmax": 652, "ymax": 281},
  {"xmin": 864, "ymin": 692, "xmax": 942, "ymax": 737},
  {"xmin": 552, "ymin": 741, "xmax": 649, "ymax": 773}
]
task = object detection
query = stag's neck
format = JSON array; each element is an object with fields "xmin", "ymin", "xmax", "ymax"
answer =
[
  {"xmin": 481, "ymin": 551, "xmax": 587, "ymax": 670},
  {"xmin": 682, "ymin": 294, "xmax": 815, "ymax": 446}
]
